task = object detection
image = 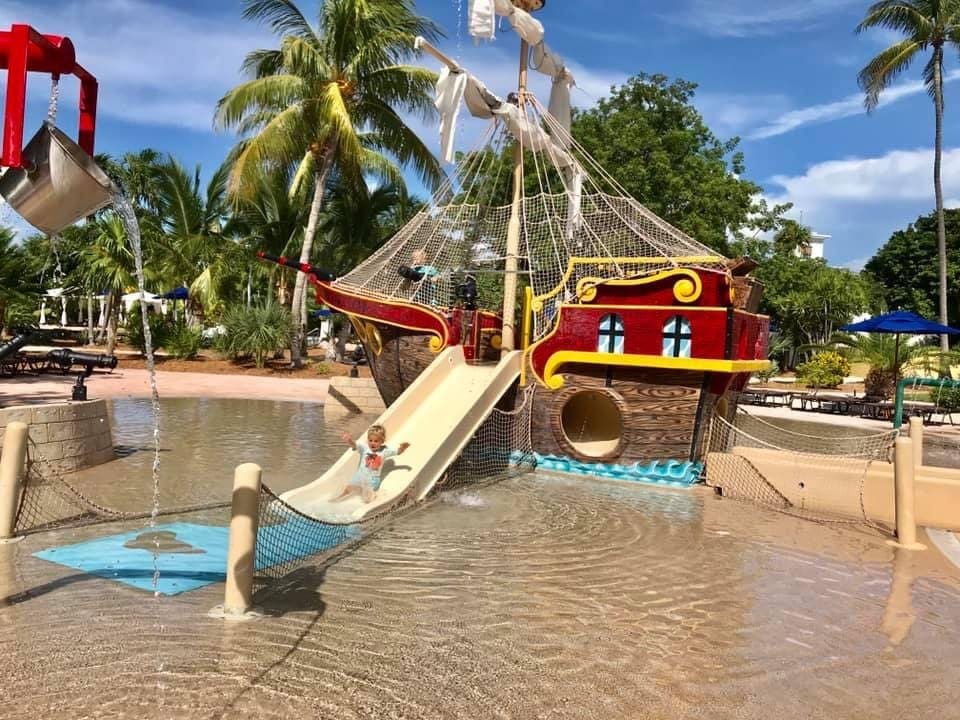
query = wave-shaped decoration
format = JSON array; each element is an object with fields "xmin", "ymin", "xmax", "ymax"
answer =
[{"xmin": 528, "ymin": 452, "xmax": 703, "ymax": 488}]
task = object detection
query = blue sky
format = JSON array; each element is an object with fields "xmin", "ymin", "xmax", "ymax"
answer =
[{"xmin": 3, "ymin": 0, "xmax": 959, "ymax": 270}]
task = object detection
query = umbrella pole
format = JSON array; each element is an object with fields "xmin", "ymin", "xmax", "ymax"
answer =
[{"xmin": 894, "ymin": 333, "xmax": 901, "ymax": 387}]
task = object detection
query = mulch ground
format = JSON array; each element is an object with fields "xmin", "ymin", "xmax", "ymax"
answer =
[{"xmin": 94, "ymin": 347, "xmax": 371, "ymax": 380}]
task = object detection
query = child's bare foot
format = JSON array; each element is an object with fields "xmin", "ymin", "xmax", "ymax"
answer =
[{"xmin": 362, "ymin": 488, "xmax": 374, "ymax": 504}]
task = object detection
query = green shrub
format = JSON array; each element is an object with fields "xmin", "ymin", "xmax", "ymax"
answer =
[
  {"xmin": 219, "ymin": 304, "xmax": 291, "ymax": 368},
  {"xmin": 754, "ymin": 360, "xmax": 778, "ymax": 383},
  {"xmin": 796, "ymin": 351, "xmax": 850, "ymax": 389},
  {"xmin": 125, "ymin": 302, "xmax": 168, "ymax": 355},
  {"xmin": 929, "ymin": 385, "xmax": 960, "ymax": 411},
  {"xmin": 165, "ymin": 323, "xmax": 202, "ymax": 359},
  {"xmin": 313, "ymin": 361, "xmax": 331, "ymax": 376}
]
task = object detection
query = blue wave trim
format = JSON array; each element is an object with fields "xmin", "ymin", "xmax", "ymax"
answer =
[{"xmin": 525, "ymin": 452, "xmax": 703, "ymax": 488}]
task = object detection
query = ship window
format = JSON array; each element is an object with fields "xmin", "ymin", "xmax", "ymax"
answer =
[
  {"xmin": 662, "ymin": 316, "xmax": 692, "ymax": 358},
  {"xmin": 598, "ymin": 314, "xmax": 625, "ymax": 354}
]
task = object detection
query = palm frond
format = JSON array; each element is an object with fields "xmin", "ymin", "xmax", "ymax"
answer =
[
  {"xmin": 858, "ymin": 39, "xmax": 922, "ymax": 110},
  {"xmin": 856, "ymin": 0, "xmax": 932, "ymax": 36},
  {"xmin": 214, "ymin": 75, "xmax": 306, "ymax": 131},
  {"xmin": 243, "ymin": 0, "xmax": 316, "ymax": 40}
]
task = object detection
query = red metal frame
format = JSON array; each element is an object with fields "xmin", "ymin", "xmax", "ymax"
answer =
[{"xmin": 0, "ymin": 23, "xmax": 98, "ymax": 169}]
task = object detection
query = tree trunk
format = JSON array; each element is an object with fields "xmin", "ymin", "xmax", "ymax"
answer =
[
  {"xmin": 290, "ymin": 143, "xmax": 337, "ymax": 368},
  {"xmin": 934, "ymin": 46, "xmax": 949, "ymax": 354},
  {"xmin": 105, "ymin": 293, "xmax": 119, "ymax": 356}
]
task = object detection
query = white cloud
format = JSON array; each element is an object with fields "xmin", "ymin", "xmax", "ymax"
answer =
[
  {"xmin": 695, "ymin": 92, "xmax": 792, "ymax": 138},
  {"xmin": 0, "ymin": 0, "xmax": 269, "ymax": 132},
  {"xmin": 749, "ymin": 71, "xmax": 960, "ymax": 140},
  {"xmin": 768, "ymin": 147, "xmax": 960, "ymax": 210},
  {"xmin": 662, "ymin": 0, "xmax": 863, "ymax": 37}
]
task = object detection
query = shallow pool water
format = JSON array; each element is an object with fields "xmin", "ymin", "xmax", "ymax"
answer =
[{"xmin": 1, "ymin": 398, "xmax": 960, "ymax": 719}]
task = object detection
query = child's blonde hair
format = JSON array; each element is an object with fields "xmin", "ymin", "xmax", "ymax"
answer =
[{"xmin": 367, "ymin": 424, "xmax": 387, "ymax": 441}]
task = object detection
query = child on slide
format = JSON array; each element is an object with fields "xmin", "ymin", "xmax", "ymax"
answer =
[{"xmin": 337, "ymin": 424, "xmax": 410, "ymax": 503}]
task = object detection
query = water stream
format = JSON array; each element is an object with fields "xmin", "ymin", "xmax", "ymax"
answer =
[{"xmin": 110, "ymin": 192, "xmax": 166, "ymax": 694}]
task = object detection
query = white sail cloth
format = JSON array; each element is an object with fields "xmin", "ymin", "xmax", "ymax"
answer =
[
  {"xmin": 468, "ymin": 0, "xmax": 497, "ymax": 42},
  {"xmin": 434, "ymin": 66, "xmax": 468, "ymax": 163},
  {"xmin": 491, "ymin": 103, "xmax": 574, "ymax": 169},
  {"xmin": 468, "ymin": 0, "xmax": 544, "ymax": 45},
  {"xmin": 463, "ymin": 74, "xmax": 501, "ymax": 119},
  {"xmin": 531, "ymin": 43, "xmax": 576, "ymax": 146}
]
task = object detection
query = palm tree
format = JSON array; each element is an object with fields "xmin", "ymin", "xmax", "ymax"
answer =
[
  {"xmin": 153, "ymin": 157, "xmax": 245, "ymax": 319},
  {"xmin": 216, "ymin": 0, "xmax": 445, "ymax": 366},
  {"xmin": 232, "ymin": 167, "xmax": 310, "ymax": 306},
  {"xmin": 857, "ymin": 0, "xmax": 960, "ymax": 354},
  {"xmin": 76, "ymin": 215, "xmax": 142, "ymax": 354}
]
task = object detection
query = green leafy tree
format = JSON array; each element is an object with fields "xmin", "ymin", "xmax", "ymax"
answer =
[
  {"xmin": 216, "ymin": 0, "xmax": 445, "ymax": 367},
  {"xmin": 570, "ymin": 74, "xmax": 786, "ymax": 253},
  {"xmin": 0, "ymin": 227, "xmax": 35, "ymax": 333},
  {"xmin": 864, "ymin": 207, "xmax": 960, "ymax": 324},
  {"xmin": 754, "ymin": 253, "xmax": 871, "ymax": 368},
  {"xmin": 857, "ymin": 0, "xmax": 960, "ymax": 352},
  {"xmin": 773, "ymin": 219, "xmax": 813, "ymax": 257}
]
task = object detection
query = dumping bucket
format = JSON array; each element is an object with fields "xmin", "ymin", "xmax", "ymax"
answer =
[{"xmin": 0, "ymin": 123, "xmax": 114, "ymax": 234}]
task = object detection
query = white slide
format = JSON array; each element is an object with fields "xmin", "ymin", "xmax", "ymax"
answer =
[{"xmin": 280, "ymin": 346, "xmax": 522, "ymax": 522}]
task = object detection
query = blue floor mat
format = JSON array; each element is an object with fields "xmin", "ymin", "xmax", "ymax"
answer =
[{"xmin": 34, "ymin": 519, "xmax": 356, "ymax": 596}]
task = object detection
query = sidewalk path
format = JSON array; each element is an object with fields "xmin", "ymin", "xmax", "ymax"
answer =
[{"xmin": 0, "ymin": 368, "xmax": 330, "ymax": 406}]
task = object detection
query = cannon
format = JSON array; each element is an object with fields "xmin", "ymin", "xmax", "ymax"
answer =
[
  {"xmin": 45, "ymin": 349, "xmax": 117, "ymax": 401},
  {"xmin": 255, "ymin": 251, "xmax": 335, "ymax": 281},
  {"xmin": 46, "ymin": 348, "xmax": 117, "ymax": 375}
]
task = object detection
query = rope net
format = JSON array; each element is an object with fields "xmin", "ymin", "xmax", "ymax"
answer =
[
  {"xmin": 15, "ymin": 439, "xmax": 229, "ymax": 536},
  {"xmin": 705, "ymin": 408, "xmax": 897, "ymax": 534},
  {"xmin": 252, "ymin": 387, "xmax": 537, "ymax": 595},
  {"xmin": 335, "ymin": 94, "xmax": 729, "ymax": 342}
]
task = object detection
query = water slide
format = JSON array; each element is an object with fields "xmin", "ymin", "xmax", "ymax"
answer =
[{"xmin": 281, "ymin": 346, "xmax": 522, "ymax": 522}]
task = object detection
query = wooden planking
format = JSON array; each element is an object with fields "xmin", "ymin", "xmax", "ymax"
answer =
[
  {"xmin": 364, "ymin": 322, "xmax": 436, "ymax": 406},
  {"xmin": 529, "ymin": 364, "xmax": 705, "ymax": 464}
]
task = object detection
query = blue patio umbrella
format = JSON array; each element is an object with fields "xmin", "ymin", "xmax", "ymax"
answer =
[
  {"xmin": 158, "ymin": 287, "xmax": 189, "ymax": 300},
  {"xmin": 841, "ymin": 310, "xmax": 960, "ymax": 380}
]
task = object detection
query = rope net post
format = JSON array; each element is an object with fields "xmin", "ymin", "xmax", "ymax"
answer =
[
  {"xmin": 222, "ymin": 463, "xmax": 262, "ymax": 616},
  {"xmin": 0, "ymin": 421, "xmax": 28, "ymax": 540}
]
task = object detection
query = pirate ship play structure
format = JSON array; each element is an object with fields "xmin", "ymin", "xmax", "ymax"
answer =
[{"xmin": 261, "ymin": 0, "xmax": 771, "ymax": 503}]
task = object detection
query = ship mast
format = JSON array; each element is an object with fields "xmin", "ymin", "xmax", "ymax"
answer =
[
  {"xmin": 500, "ymin": 37, "xmax": 528, "ymax": 357},
  {"xmin": 501, "ymin": 0, "xmax": 544, "ymax": 357}
]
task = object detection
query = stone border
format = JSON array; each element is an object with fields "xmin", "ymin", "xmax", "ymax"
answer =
[
  {"xmin": 324, "ymin": 376, "xmax": 386, "ymax": 419},
  {"xmin": 0, "ymin": 400, "xmax": 114, "ymax": 473}
]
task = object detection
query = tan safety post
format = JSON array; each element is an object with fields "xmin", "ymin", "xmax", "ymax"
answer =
[
  {"xmin": 890, "ymin": 436, "xmax": 925, "ymax": 550},
  {"xmin": 0, "ymin": 421, "xmax": 28, "ymax": 541},
  {"xmin": 222, "ymin": 463, "xmax": 262, "ymax": 615},
  {"xmin": 908, "ymin": 416, "xmax": 923, "ymax": 469}
]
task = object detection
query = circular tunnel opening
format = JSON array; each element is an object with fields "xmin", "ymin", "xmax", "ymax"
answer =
[{"xmin": 559, "ymin": 390, "xmax": 623, "ymax": 458}]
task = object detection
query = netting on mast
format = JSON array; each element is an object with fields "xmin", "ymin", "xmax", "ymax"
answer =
[{"xmin": 335, "ymin": 89, "xmax": 729, "ymax": 341}]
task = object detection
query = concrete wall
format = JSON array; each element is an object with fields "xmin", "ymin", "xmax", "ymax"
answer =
[
  {"xmin": 324, "ymin": 376, "xmax": 387, "ymax": 420},
  {"xmin": 706, "ymin": 446, "xmax": 960, "ymax": 532},
  {"xmin": 0, "ymin": 400, "xmax": 114, "ymax": 473}
]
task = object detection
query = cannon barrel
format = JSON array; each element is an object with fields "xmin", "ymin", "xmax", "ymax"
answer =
[
  {"xmin": 256, "ymin": 251, "xmax": 335, "ymax": 282},
  {"xmin": 46, "ymin": 348, "xmax": 117, "ymax": 371},
  {"xmin": 0, "ymin": 332, "xmax": 33, "ymax": 362}
]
